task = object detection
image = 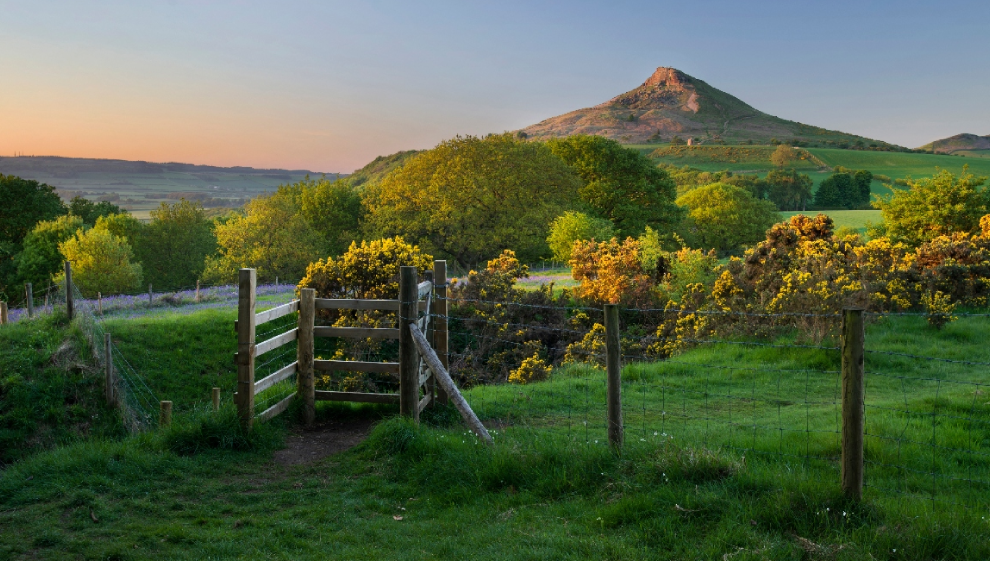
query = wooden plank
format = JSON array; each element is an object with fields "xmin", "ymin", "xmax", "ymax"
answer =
[
  {"xmin": 255, "ymin": 328, "xmax": 298, "ymax": 357},
  {"xmin": 255, "ymin": 300, "xmax": 299, "ymax": 326},
  {"xmin": 258, "ymin": 392, "xmax": 296, "ymax": 422},
  {"xmin": 314, "ymin": 391, "xmax": 399, "ymax": 404},
  {"xmin": 314, "ymin": 360, "xmax": 399, "ymax": 374},
  {"xmin": 434, "ymin": 260, "xmax": 449, "ymax": 406},
  {"xmin": 313, "ymin": 327, "xmax": 399, "ymax": 340},
  {"xmin": 418, "ymin": 392, "xmax": 431, "ymax": 413},
  {"xmin": 316, "ymin": 298, "xmax": 399, "ymax": 311},
  {"xmin": 417, "ymin": 280, "xmax": 433, "ymax": 299},
  {"xmin": 419, "ymin": 369, "xmax": 431, "ymax": 387},
  {"xmin": 409, "ymin": 323, "xmax": 492, "ymax": 444},
  {"xmin": 254, "ymin": 361, "xmax": 298, "ymax": 394}
]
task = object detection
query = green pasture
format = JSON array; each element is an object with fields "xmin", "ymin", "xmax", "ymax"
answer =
[{"xmin": 807, "ymin": 148, "xmax": 990, "ymax": 180}]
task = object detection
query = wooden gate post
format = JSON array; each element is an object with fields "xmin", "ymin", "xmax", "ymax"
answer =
[
  {"xmin": 0, "ymin": 302, "xmax": 7, "ymax": 325},
  {"xmin": 399, "ymin": 266, "xmax": 420, "ymax": 422},
  {"xmin": 25, "ymin": 283, "xmax": 34, "ymax": 318},
  {"xmin": 604, "ymin": 304, "xmax": 623, "ymax": 450},
  {"xmin": 212, "ymin": 387, "xmax": 221, "ymax": 412},
  {"xmin": 236, "ymin": 269, "xmax": 257, "ymax": 430},
  {"xmin": 298, "ymin": 288, "xmax": 316, "ymax": 426},
  {"xmin": 841, "ymin": 308, "xmax": 865, "ymax": 501},
  {"xmin": 160, "ymin": 401, "xmax": 172, "ymax": 428},
  {"xmin": 64, "ymin": 261, "xmax": 74, "ymax": 320},
  {"xmin": 105, "ymin": 333, "xmax": 114, "ymax": 405},
  {"xmin": 433, "ymin": 260, "xmax": 450, "ymax": 405}
]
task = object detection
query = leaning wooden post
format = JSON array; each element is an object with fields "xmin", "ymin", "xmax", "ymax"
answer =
[
  {"xmin": 298, "ymin": 288, "xmax": 316, "ymax": 426},
  {"xmin": 841, "ymin": 308, "xmax": 865, "ymax": 501},
  {"xmin": 104, "ymin": 333, "xmax": 114, "ymax": 405},
  {"xmin": 605, "ymin": 304, "xmax": 623, "ymax": 450},
  {"xmin": 399, "ymin": 266, "xmax": 420, "ymax": 422},
  {"xmin": 212, "ymin": 387, "xmax": 220, "ymax": 412},
  {"xmin": 236, "ymin": 269, "xmax": 257, "ymax": 430},
  {"xmin": 64, "ymin": 261, "xmax": 74, "ymax": 320},
  {"xmin": 25, "ymin": 283, "xmax": 34, "ymax": 318},
  {"xmin": 0, "ymin": 302, "xmax": 7, "ymax": 325},
  {"xmin": 160, "ymin": 401, "xmax": 172, "ymax": 427},
  {"xmin": 433, "ymin": 260, "xmax": 450, "ymax": 406}
]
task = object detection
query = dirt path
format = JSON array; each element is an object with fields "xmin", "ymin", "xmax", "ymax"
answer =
[{"xmin": 274, "ymin": 417, "xmax": 377, "ymax": 466}]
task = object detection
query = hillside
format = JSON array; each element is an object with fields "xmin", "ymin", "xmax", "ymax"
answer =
[
  {"xmin": 917, "ymin": 133, "xmax": 990, "ymax": 154},
  {"xmin": 346, "ymin": 150, "xmax": 422, "ymax": 188},
  {"xmin": 521, "ymin": 67, "xmax": 903, "ymax": 149},
  {"xmin": 0, "ymin": 156, "xmax": 336, "ymax": 218}
]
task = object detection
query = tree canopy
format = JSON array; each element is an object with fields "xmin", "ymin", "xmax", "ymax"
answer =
[
  {"xmin": 68, "ymin": 196, "xmax": 124, "ymax": 227},
  {"xmin": 546, "ymin": 211, "xmax": 616, "ymax": 262},
  {"xmin": 15, "ymin": 215, "xmax": 85, "ymax": 290},
  {"xmin": 299, "ymin": 177, "xmax": 364, "ymax": 256},
  {"xmin": 58, "ymin": 227, "xmax": 142, "ymax": 297},
  {"xmin": 365, "ymin": 133, "xmax": 582, "ymax": 268},
  {"xmin": 873, "ymin": 168, "xmax": 988, "ymax": 246},
  {"xmin": 676, "ymin": 183, "xmax": 781, "ymax": 254},
  {"xmin": 139, "ymin": 200, "xmax": 217, "ymax": 290},
  {"xmin": 0, "ymin": 175, "xmax": 66, "ymax": 296},
  {"xmin": 766, "ymin": 169, "xmax": 813, "ymax": 211},
  {"xmin": 813, "ymin": 170, "xmax": 872, "ymax": 209},
  {"xmin": 546, "ymin": 135, "xmax": 682, "ymax": 237}
]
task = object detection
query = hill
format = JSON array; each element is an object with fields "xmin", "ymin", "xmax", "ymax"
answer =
[
  {"xmin": 346, "ymin": 150, "xmax": 422, "ymax": 188},
  {"xmin": 521, "ymin": 67, "xmax": 903, "ymax": 149},
  {"xmin": 917, "ymin": 133, "xmax": 990, "ymax": 154},
  {"xmin": 0, "ymin": 156, "xmax": 336, "ymax": 218}
]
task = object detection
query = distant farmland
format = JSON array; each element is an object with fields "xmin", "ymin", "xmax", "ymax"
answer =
[{"xmin": 0, "ymin": 156, "xmax": 338, "ymax": 218}]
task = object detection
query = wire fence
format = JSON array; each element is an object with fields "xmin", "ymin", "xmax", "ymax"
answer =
[{"xmin": 431, "ymin": 297, "xmax": 990, "ymax": 512}]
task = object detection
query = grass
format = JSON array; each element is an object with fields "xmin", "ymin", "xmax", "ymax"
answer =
[
  {"xmin": 807, "ymin": 148, "xmax": 990, "ymax": 181},
  {"xmin": 3, "ymin": 307, "xmax": 990, "ymax": 558},
  {"xmin": 515, "ymin": 265, "xmax": 578, "ymax": 292},
  {"xmin": 781, "ymin": 210, "xmax": 881, "ymax": 233}
]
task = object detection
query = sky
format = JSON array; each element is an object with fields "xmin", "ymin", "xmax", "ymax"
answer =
[{"xmin": 1, "ymin": 0, "xmax": 988, "ymax": 173}]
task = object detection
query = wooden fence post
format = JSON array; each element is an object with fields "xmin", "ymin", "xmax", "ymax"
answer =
[
  {"xmin": 64, "ymin": 261, "xmax": 74, "ymax": 320},
  {"xmin": 841, "ymin": 308, "xmax": 865, "ymax": 501},
  {"xmin": 148, "ymin": 284, "xmax": 153, "ymax": 306},
  {"xmin": 423, "ymin": 270, "xmax": 436, "ymax": 407},
  {"xmin": 105, "ymin": 333, "xmax": 114, "ymax": 405},
  {"xmin": 0, "ymin": 302, "xmax": 7, "ymax": 325},
  {"xmin": 399, "ymin": 266, "xmax": 419, "ymax": 422},
  {"xmin": 212, "ymin": 387, "xmax": 220, "ymax": 412},
  {"xmin": 298, "ymin": 288, "xmax": 316, "ymax": 426},
  {"xmin": 433, "ymin": 260, "xmax": 450, "ymax": 406},
  {"xmin": 160, "ymin": 401, "xmax": 172, "ymax": 427},
  {"xmin": 605, "ymin": 304, "xmax": 623, "ymax": 450},
  {"xmin": 236, "ymin": 269, "xmax": 257, "ymax": 430},
  {"xmin": 195, "ymin": 280, "xmax": 201, "ymax": 303},
  {"xmin": 97, "ymin": 292, "xmax": 103, "ymax": 316},
  {"xmin": 25, "ymin": 283, "xmax": 34, "ymax": 318}
]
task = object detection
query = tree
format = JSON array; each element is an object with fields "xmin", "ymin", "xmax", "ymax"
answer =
[
  {"xmin": 15, "ymin": 215, "xmax": 85, "ymax": 289},
  {"xmin": 138, "ymin": 200, "xmax": 217, "ymax": 290},
  {"xmin": 766, "ymin": 169, "xmax": 813, "ymax": 211},
  {"xmin": 814, "ymin": 171, "xmax": 872, "ymax": 209},
  {"xmin": 0, "ymin": 175, "xmax": 66, "ymax": 296},
  {"xmin": 299, "ymin": 176, "xmax": 364, "ymax": 256},
  {"xmin": 298, "ymin": 237, "xmax": 433, "ymax": 300},
  {"xmin": 365, "ymin": 133, "xmax": 582, "ymax": 268},
  {"xmin": 96, "ymin": 213, "xmax": 145, "ymax": 247},
  {"xmin": 546, "ymin": 211, "xmax": 616, "ymax": 262},
  {"xmin": 873, "ymin": 168, "xmax": 988, "ymax": 246},
  {"xmin": 205, "ymin": 183, "xmax": 323, "ymax": 283},
  {"xmin": 58, "ymin": 228, "xmax": 142, "ymax": 297},
  {"xmin": 676, "ymin": 183, "xmax": 782, "ymax": 254},
  {"xmin": 770, "ymin": 145, "xmax": 797, "ymax": 168},
  {"xmin": 546, "ymin": 135, "xmax": 683, "ymax": 237},
  {"xmin": 68, "ymin": 196, "xmax": 124, "ymax": 226}
]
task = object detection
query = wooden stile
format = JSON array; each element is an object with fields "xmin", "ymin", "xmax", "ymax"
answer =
[
  {"xmin": 314, "ymin": 391, "xmax": 399, "ymax": 404},
  {"xmin": 258, "ymin": 392, "xmax": 296, "ymax": 421},
  {"xmin": 314, "ymin": 360, "xmax": 399, "ymax": 374},
  {"xmin": 313, "ymin": 326, "xmax": 399, "ymax": 340},
  {"xmin": 399, "ymin": 266, "xmax": 419, "ymax": 421},
  {"xmin": 254, "ymin": 362, "xmax": 298, "ymax": 394},
  {"xmin": 298, "ymin": 288, "xmax": 315, "ymax": 426},
  {"xmin": 255, "ymin": 328, "xmax": 298, "ymax": 357},
  {"xmin": 841, "ymin": 308, "xmax": 865, "ymax": 501},
  {"xmin": 255, "ymin": 300, "xmax": 299, "ymax": 326},
  {"xmin": 236, "ymin": 269, "xmax": 257, "ymax": 429}
]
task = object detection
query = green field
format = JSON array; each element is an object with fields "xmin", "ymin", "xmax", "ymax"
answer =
[
  {"xmin": 807, "ymin": 147, "xmax": 990, "ymax": 180},
  {"xmin": 3, "ymin": 301, "xmax": 990, "ymax": 558},
  {"xmin": 781, "ymin": 210, "xmax": 881, "ymax": 233}
]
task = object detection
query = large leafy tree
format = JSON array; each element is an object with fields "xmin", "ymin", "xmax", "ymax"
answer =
[
  {"xmin": 814, "ymin": 171, "xmax": 872, "ymax": 209},
  {"xmin": 546, "ymin": 211, "xmax": 616, "ymax": 262},
  {"xmin": 58, "ymin": 227, "xmax": 142, "ymax": 297},
  {"xmin": 0, "ymin": 174, "xmax": 67, "ymax": 296},
  {"xmin": 676, "ymin": 183, "xmax": 781, "ymax": 254},
  {"xmin": 139, "ymin": 200, "xmax": 217, "ymax": 290},
  {"xmin": 546, "ymin": 135, "xmax": 682, "ymax": 237},
  {"xmin": 299, "ymin": 177, "xmax": 364, "ymax": 256},
  {"xmin": 365, "ymin": 133, "xmax": 582, "ymax": 268},
  {"xmin": 766, "ymin": 169, "xmax": 813, "ymax": 211},
  {"xmin": 68, "ymin": 196, "xmax": 124, "ymax": 227},
  {"xmin": 205, "ymin": 183, "xmax": 323, "ymax": 283},
  {"xmin": 15, "ymin": 215, "xmax": 86, "ymax": 290},
  {"xmin": 874, "ymin": 168, "xmax": 988, "ymax": 246}
]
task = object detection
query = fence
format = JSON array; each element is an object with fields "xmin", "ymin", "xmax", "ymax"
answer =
[
  {"xmin": 235, "ymin": 262, "xmax": 461, "ymax": 429},
  {"xmin": 423, "ymin": 296, "xmax": 990, "ymax": 511}
]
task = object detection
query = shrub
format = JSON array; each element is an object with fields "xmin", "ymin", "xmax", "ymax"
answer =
[
  {"xmin": 676, "ymin": 183, "xmax": 781, "ymax": 254},
  {"xmin": 508, "ymin": 353, "xmax": 552, "ymax": 384},
  {"xmin": 921, "ymin": 290, "xmax": 957, "ymax": 330},
  {"xmin": 570, "ymin": 237, "xmax": 653, "ymax": 305}
]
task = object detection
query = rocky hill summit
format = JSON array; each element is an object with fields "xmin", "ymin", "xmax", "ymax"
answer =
[
  {"xmin": 520, "ymin": 67, "xmax": 889, "ymax": 147},
  {"xmin": 917, "ymin": 133, "xmax": 990, "ymax": 154}
]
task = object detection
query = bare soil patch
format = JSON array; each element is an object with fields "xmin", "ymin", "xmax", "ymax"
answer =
[{"xmin": 274, "ymin": 417, "xmax": 376, "ymax": 466}]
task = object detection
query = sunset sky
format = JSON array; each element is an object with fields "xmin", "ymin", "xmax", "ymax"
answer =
[{"xmin": 2, "ymin": 0, "xmax": 988, "ymax": 173}]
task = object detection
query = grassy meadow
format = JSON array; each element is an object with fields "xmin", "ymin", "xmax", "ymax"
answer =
[{"xmin": 3, "ymin": 301, "xmax": 990, "ymax": 559}]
